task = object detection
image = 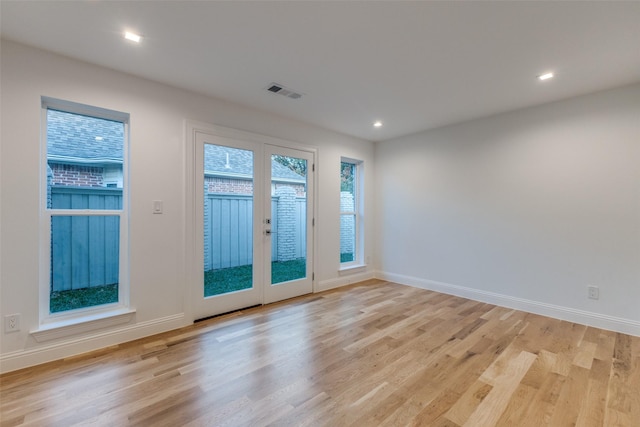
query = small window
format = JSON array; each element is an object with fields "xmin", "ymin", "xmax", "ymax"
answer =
[
  {"xmin": 42, "ymin": 99, "xmax": 129, "ymax": 317},
  {"xmin": 340, "ymin": 159, "xmax": 363, "ymax": 266}
]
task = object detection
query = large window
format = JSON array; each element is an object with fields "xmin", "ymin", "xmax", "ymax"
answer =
[
  {"xmin": 42, "ymin": 98, "xmax": 128, "ymax": 318},
  {"xmin": 340, "ymin": 159, "xmax": 363, "ymax": 266}
]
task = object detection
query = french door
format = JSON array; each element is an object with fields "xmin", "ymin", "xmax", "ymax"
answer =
[
  {"xmin": 263, "ymin": 145, "xmax": 314, "ymax": 304},
  {"xmin": 189, "ymin": 125, "xmax": 314, "ymax": 320}
]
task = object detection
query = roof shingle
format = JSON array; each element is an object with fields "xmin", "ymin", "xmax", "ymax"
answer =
[{"xmin": 47, "ymin": 109, "xmax": 304, "ymax": 181}]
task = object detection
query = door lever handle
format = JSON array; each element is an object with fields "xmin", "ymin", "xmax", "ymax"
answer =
[{"xmin": 265, "ymin": 229, "xmax": 276, "ymax": 235}]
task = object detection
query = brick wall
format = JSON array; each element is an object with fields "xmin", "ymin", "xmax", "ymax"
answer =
[
  {"xmin": 51, "ymin": 164, "xmax": 104, "ymax": 187},
  {"xmin": 206, "ymin": 176, "xmax": 305, "ymax": 196},
  {"xmin": 205, "ymin": 177, "xmax": 253, "ymax": 194},
  {"xmin": 274, "ymin": 183, "xmax": 305, "ymax": 197},
  {"xmin": 275, "ymin": 186, "xmax": 298, "ymax": 262}
]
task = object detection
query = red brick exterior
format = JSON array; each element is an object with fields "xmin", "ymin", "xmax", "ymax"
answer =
[
  {"xmin": 50, "ymin": 167, "xmax": 305, "ymax": 194},
  {"xmin": 205, "ymin": 176, "xmax": 305, "ymax": 196},
  {"xmin": 205, "ymin": 177, "xmax": 253, "ymax": 194},
  {"xmin": 51, "ymin": 164, "xmax": 103, "ymax": 187}
]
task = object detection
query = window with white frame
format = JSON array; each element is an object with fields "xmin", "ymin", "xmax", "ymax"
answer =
[
  {"xmin": 42, "ymin": 98, "xmax": 129, "ymax": 318},
  {"xmin": 340, "ymin": 158, "xmax": 363, "ymax": 266}
]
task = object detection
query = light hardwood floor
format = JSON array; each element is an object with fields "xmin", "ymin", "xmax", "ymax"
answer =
[{"xmin": 1, "ymin": 279, "xmax": 639, "ymax": 426}]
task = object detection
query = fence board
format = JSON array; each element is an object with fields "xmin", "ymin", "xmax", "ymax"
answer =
[
  {"xmin": 239, "ymin": 200, "xmax": 251, "ymax": 266},
  {"xmin": 105, "ymin": 216, "xmax": 120, "ymax": 285},
  {"xmin": 71, "ymin": 215, "xmax": 89, "ymax": 289},
  {"xmin": 89, "ymin": 216, "xmax": 105, "ymax": 286},
  {"xmin": 220, "ymin": 199, "xmax": 230, "ymax": 267},
  {"xmin": 51, "ymin": 216, "xmax": 72, "ymax": 291}
]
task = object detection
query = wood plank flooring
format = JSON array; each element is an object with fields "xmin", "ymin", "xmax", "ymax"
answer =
[{"xmin": 1, "ymin": 279, "xmax": 639, "ymax": 426}]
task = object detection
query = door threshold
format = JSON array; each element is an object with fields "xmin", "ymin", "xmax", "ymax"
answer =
[{"xmin": 194, "ymin": 304, "xmax": 263, "ymax": 323}]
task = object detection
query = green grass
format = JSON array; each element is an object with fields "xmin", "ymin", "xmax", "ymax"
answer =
[
  {"xmin": 50, "ymin": 258, "xmax": 309, "ymax": 311},
  {"xmin": 271, "ymin": 258, "xmax": 306, "ymax": 285},
  {"xmin": 204, "ymin": 258, "xmax": 306, "ymax": 297},
  {"xmin": 50, "ymin": 284, "xmax": 118, "ymax": 313},
  {"xmin": 205, "ymin": 263, "xmax": 253, "ymax": 297},
  {"xmin": 340, "ymin": 252, "xmax": 354, "ymax": 263}
]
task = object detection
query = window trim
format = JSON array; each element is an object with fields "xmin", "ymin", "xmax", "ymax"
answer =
[
  {"xmin": 339, "ymin": 157, "xmax": 364, "ymax": 269},
  {"xmin": 39, "ymin": 98, "xmax": 131, "ymax": 329}
]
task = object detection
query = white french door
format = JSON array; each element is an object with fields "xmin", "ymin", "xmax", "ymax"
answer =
[
  {"xmin": 263, "ymin": 145, "xmax": 314, "ymax": 304},
  {"xmin": 188, "ymin": 124, "xmax": 314, "ymax": 320}
]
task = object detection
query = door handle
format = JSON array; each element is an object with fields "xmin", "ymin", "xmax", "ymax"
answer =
[{"xmin": 265, "ymin": 229, "xmax": 276, "ymax": 235}]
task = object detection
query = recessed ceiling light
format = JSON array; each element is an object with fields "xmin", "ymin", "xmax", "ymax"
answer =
[
  {"xmin": 373, "ymin": 121, "xmax": 383, "ymax": 128},
  {"xmin": 538, "ymin": 72, "xmax": 554, "ymax": 81},
  {"xmin": 124, "ymin": 31, "xmax": 142, "ymax": 43},
  {"xmin": 95, "ymin": 136, "xmax": 104, "ymax": 141}
]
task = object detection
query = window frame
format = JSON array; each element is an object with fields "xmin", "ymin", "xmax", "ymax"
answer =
[
  {"xmin": 39, "ymin": 97, "xmax": 130, "ymax": 326},
  {"xmin": 339, "ymin": 157, "xmax": 364, "ymax": 269}
]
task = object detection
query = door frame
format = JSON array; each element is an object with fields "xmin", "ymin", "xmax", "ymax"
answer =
[{"xmin": 184, "ymin": 120, "xmax": 317, "ymax": 322}]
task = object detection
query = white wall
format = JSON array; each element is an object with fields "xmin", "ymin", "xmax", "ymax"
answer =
[
  {"xmin": 376, "ymin": 83, "xmax": 640, "ymax": 335},
  {"xmin": 0, "ymin": 40, "xmax": 375, "ymax": 372}
]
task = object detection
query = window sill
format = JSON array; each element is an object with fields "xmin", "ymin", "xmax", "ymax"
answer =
[
  {"xmin": 31, "ymin": 308, "xmax": 136, "ymax": 343},
  {"xmin": 339, "ymin": 264, "xmax": 367, "ymax": 275}
]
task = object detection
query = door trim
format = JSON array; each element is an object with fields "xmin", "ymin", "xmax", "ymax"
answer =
[{"xmin": 184, "ymin": 120, "xmax": 317, "ymax": 322}]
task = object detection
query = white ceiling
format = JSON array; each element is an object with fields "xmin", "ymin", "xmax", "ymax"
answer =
[{"xmin": 2, "ymin": 1, "xmax": 639, "ymax": 141}]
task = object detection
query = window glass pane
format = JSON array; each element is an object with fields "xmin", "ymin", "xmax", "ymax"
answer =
[
  {"xmin": 50, "ymin": 215, "xmax": 120, "ymax": 313},
  {"xmin": 203, "ymin": 144, "xmax": 254, "ymax": 297},
  {"xmin": 271, "ymin": 154, "xmax": 307, "ymax": 284},
  {"xmin": 341, "ymin": 162, "xmax": 356, "ymax": 197},
  {"xmin": 340, "ymin": 161, "xmax": 357, "ymax": 264},
  {"xmin": 340, "ymin": 214, "xmax": 356, "ymax": 263},
  {"xmin": 47, "ymin": 109, "xmax": 124, "ymax": 209}
]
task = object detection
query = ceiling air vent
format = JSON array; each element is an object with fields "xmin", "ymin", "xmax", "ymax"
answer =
[{"xmin": 266, "ymin": 83, "xmax": 303, "ymax": 100}]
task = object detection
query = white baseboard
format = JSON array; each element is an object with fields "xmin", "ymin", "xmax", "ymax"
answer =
[
  {"xmin": 316, "ymin": 270, "xmax": 375, "ymax": 293},
  {"xmin": 376, "ymin": 271, "xmax": 640, "ymax": 337},
  {"xmin": 0, "ymin": 313, "xmax": 187, "ymax": 374},
  {"xmin": 6, "ymin": 271, "xmax": 636, "ymax": 374}
]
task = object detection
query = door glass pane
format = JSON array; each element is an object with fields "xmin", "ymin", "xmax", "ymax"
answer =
[
  {"xmin": 203, "ymin": 144, "xmax": 254, "ymax": 297},
  {"xmin": 271, "ymin": 155, "xmax": 307, "ymax": 284}
]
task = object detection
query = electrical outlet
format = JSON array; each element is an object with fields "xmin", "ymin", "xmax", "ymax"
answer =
[
  {"xmin": 5, "ymin": 314, "xmax": 20, "ymax": 333},
  {"xmin": 588, "ymin": 285, "xmax": 600, "ymax": 300}
]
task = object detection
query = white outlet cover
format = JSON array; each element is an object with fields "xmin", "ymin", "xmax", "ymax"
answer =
[{"xmin": 5, "ymin": 314, "xmax": 20, "ymax": 333}]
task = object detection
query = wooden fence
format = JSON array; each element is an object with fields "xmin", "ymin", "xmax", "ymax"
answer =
[
  {"xmin": 50, "ymin": 188, "xmax": 306, "ymax": 290},
  {"xmin": 50, "ymin": 187, "xmax": 121, "ymax": 291},
  {"xmin": 204, "ymin": 194, "xmax": 306, "ymax": 271}
]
